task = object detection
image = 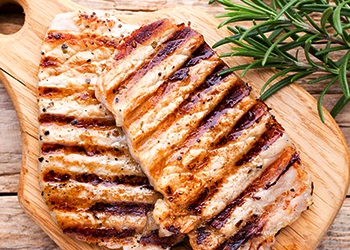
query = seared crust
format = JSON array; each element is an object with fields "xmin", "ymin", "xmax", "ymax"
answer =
[
  {"xmin": 96, "ymin": 19, "xmax": 313, "ymax": 249},
  {"xmin": 38, "ymin": 12, "xmax": 183, "ymax": 249}
]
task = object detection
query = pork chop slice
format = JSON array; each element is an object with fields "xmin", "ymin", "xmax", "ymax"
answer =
[
  {"xmin": 38, "ymin": 12, "xmax": 183, "ymax": 249},
  {"xmin": 95, "ymin": 19, "xmax": 313, "ymax": 249}
]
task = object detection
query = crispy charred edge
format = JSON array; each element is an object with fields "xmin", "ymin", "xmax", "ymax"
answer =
[
  {"xmin": 139, "ymin": 229, "xmax": 185, "ymax": 249},
  {"xmin": 235, "ymin": 118, "xmax": 285, "ymax": 166},
  {"xmin": 63, "ymin": 227, "xmax": 136, "ymax": 241},
  {"xmin": 43, "ymin": 170, "xmax": 152, "ymax": 188},
  {"xmin": 215, "ymin": 213, "xmax": 267, "ymax": 250},
  {"xmin": 114, "ymin": 19, "xmax": 174, "ymax": 61},
  {"xmin": 108, "ymin": 23, "xmax": 202, "ymax": 102},
  {"xmin": 41, "ymin": 142, "xmax": 126, "ymax": 157},
  {"xmin": 206, "ymin": 149, "xmax": 300, "ymax": 230},
  {"xmin": 39, "ymin": 113, "xmax": 115, "ymax": 129},
  {"xmin": 124, "ymin": 43, "xmax": 216, "ymax": 127},
  {"xmin": 186, "ymin": 101, "xmax": 268, "ymax": 214}
]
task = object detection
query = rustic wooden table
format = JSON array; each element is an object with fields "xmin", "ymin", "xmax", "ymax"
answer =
[{"xmin": 0, "ymin": 0, "xmax": 349, "ymax": 249}]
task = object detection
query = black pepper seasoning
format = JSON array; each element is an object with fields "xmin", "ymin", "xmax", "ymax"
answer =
[{"xmin": 61, "ymin": 43, "xmax": 68, "ymax": 50}]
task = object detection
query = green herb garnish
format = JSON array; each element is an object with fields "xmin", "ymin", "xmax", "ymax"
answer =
[{"xmin": 209, "ymin": 0, "xmax": 350, "ymax": 122}]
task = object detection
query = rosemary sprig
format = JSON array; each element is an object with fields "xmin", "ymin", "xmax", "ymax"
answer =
[{"xmin": 209, "ymin": 0, "xmax": 350, "ymax": 122}]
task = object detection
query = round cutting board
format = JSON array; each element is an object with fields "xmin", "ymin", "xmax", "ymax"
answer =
[{"xmin": 0, "ymin": 0, "xmax": 349, "ymax": 249}]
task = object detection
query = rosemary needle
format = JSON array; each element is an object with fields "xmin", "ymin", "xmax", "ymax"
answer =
[{"xmin": 209, "ymin": 0, "xmax": 350, "ymax": 121}]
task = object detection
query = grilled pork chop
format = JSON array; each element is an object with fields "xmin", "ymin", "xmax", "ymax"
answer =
[
  {"xmin": 38, "ymin": 12, "xmax": 183, "ymax": 249},
  {"xmin": 96, "ymin": 19, "xmax": 313, "ymax": 249}
]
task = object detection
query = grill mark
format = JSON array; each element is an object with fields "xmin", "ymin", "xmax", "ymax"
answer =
[
  {"xmin": 168, "ymin": 67, "xmax": 190, "ymax": 82},
  {"xmin": 38, "ymin": 85, "xmax": 95, "ymax": 96},
  {"xmin": 264, "ymin": 152, "xmax": 300, "ymax": 189},
  {"xmin": 185, "ymin": 43, "xmax": 215, "ymax": 67},
  {"xmin": 187, "ymin": 179, "xmax": 224, "ymax": 214},
  {"xmin": 196, "ymin": 80, "xmax": 251, "ymax": 134},
  {"xmin": 207, "ymin": 148, "xmax": 299, "ymax": 230},
  {"xmin": 195, "ymin": 227, "xmax": 211, "ymax": 245},
  {"xmin": 40, "ymin": 56, "xmax": 58, "ymax": 68},
  {"xmin": 108, "ymin": 25, "xmax": 202, "ymax": 106},
  {"xmin": 39, "ymin": 114, "xmax": 115, "ymax": 129},
  {"xmin": 139, "ymin": 229, "xmax": 185, "ymax": 248},
  {"xmin": 149, "ymin": 26, "xmax": 199, "ymax": 68},
  {"xmin": 114, "ymin": 19, "xmax": 172, "ymax": 61},
  {"xmin": 43, "ymin": 170, "xmax": 151, "ymax": 188},
  {"xmin": 38, "ymin": 87, "xmax": 98, "ymax": 104},
  {"xmin": 89, "ymin": 202, "xmax": 154, "ymax": 216},
  {"xmin": 44, "ymin": 32, "xmax": 121, "ymax": 48},
  {"xmin": 63, "ymin": 227, "xmax": 136, "ymax": 240},
  {"xmin": 187, "ymin": 156, "xmax": 210, "ymax": 172},
  {"xmin": 134, "ymin": 62, "xmax": 232, "ymax": 150},
  {"xmin": 217, "ymin": 100, "xmax": 269, "ymax": 146},
  {"xmin": 41, "ymin": 143, "xmax": 126, "ymax": 157},
  {"xmin": 45, "ymin": 187, "xmax": 158, "ymax": 213},
  {"xmin": 178, "ymin": 63, "xmax": 228, "ymax": 115},
  {"xmin": 235, "ymin": 119, "xmax": 284, "ymax": 166},
  {"xmin": 38, "ymin": 86, "xmax": 77, "ymax": 97},
  {"xmin": 215, "ymin": 213, "xmax": 267, "ymax": 250},
  {"xmin": 178, "ymin": 80, "xmax": 251, "ymax": 164},
  {"xmin": 124, "ymin": 44, "xmax": 218, "ymax": 129},
  {"xmin": 41, "ymin": 155, "xmax": 140, "ymax": 177},
  {"xmin": 166, "ymin": 225, "xmax": 180, "ymax": 234}
]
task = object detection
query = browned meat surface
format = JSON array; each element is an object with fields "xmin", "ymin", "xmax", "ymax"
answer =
[
  {"xmin": 96, "ymin": 19, "xmax": 313, "ymax": 249},
  {"xmin": 38, "ymin": 12, "xmax": 183, "ymax": 249}
]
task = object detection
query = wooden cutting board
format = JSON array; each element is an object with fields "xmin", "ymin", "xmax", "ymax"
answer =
[{"xmin": 0, "ymin": 0, "xmax": 349, "ymax": 249}]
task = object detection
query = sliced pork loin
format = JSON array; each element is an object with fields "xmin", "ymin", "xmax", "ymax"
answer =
[
  {"xmin": 95, "ymin": 19, "xmax": 313, "ymax": 250},
  {"xmin": 37, "ymin": 12, "xmax": 183, "ymax": 249}
]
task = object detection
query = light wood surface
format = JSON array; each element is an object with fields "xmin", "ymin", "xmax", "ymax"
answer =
[{"xmin": 0, "ymin": 0, "xmax": 350, "ymax": 249}]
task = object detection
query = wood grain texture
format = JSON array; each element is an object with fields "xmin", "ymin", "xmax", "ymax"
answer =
[
  {"xmin": 0, "ymin": 84, "xmax": 22, "ymax": 193},
  {"xmin": 0, "ymin": 196, "xmax": 59, "ymax": 250},
  {"xmin": 0, "ymin": 0, "xmax": 349, "ymax": 249}
]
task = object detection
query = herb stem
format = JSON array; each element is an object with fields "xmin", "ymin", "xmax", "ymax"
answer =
[{"xmin": 210, "ymin": 0, "xmax": 350, "ymax": 120}]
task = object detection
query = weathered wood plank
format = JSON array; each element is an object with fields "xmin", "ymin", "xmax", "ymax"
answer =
[
  {"xmin": 0, "ymin": 84, "xmax": 22, "ymax": 193},
  {"xmin": 317, "ymin": 198, "xmax": 350, "ymax": 250},
  {"xmin": 0, "ymin": 196, "xmax": 59, "ymax": 250}
]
